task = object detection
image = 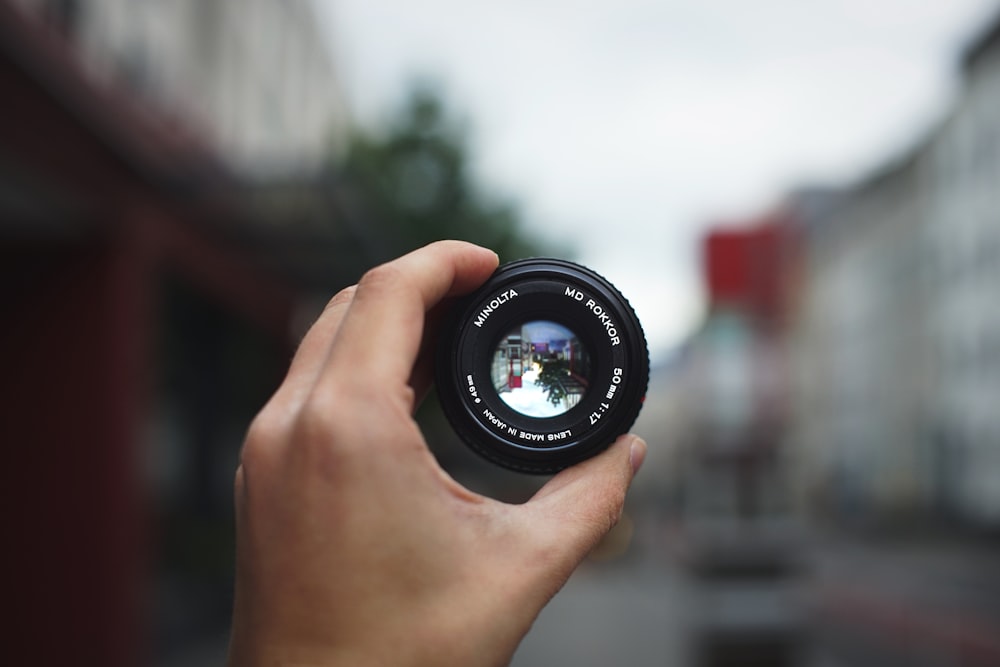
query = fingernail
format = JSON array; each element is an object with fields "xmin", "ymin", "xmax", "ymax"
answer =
[{"xmin": 629, "ymin": 437, "xmax": 647, "ymax": 476}]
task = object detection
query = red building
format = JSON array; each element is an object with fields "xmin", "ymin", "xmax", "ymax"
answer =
[
  {"xmin": 0, "ymin": 3, "xmax": 365, "ymax": 665},
  {"xmin": 702, "ymin": 211, "xmax": 799, "ymax": 329}
]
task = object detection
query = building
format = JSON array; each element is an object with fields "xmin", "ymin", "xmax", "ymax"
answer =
[
  {"xmin": 664, "ymin": 216, "xmax": 804, "ymax": 666},
  {"xmin": 656, "ymin": 15, "xmax": 1000, "ymax": 664},
  {"xmin": 789, "ymin": 153, "xmax": 931, "ymax": 522},
  {"xmin": 789, "ymin": 13, "xmax": 1000, "ymax": 528},
  {"xmin": 0, "ymin": 2, "xmax": 362, "ymax": 665},
  {"xmin": 921, "ymin": 17, "xmax": 1000, "ymax": 525},
  {"xmin": 10, "ymin": 0, "xmax": 350, "ymax": 178}
]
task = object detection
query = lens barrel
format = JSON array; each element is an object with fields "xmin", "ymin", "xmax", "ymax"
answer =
[{"xmin": 435, "ymin": 258, "xmax": 648, "ymax": 474}]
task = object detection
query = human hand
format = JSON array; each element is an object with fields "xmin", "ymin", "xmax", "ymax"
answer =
[{"xmin": 226, "ymin": 241, "xmax": 647, "ymax": 667}]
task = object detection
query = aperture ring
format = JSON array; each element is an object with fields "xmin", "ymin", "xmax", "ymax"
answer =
[{"xmin": 436, "ymin": 258, "xmax": 648, "ymax": 474}]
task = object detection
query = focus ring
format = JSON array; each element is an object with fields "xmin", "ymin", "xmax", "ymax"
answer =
[{"xmin": 435, "ymin": 257, "xmax": 648, "ymax": 474}]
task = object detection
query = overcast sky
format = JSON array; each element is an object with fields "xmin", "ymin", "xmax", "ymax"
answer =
[{"xmin": 316, "ymin": 0, "xmax": 999, "ymax": 363}]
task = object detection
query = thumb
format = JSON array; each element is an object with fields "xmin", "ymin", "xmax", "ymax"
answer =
[{"xmin": 524, "ymin": 434, "xmax": 647, "ymax": 569}]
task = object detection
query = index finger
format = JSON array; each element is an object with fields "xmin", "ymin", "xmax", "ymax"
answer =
[{"xmin": 319, "ymin": 240, "xmax": 499, "ymax": 394}]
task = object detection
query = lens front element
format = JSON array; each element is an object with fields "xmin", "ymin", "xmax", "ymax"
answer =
[{"xmin": 491, "ymin": 320, "xmax": 591, "ymax": 418}]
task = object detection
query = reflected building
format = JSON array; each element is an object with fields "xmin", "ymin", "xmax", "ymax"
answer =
[
  {"xmin": 490, "ymin": 321, "xmax": 589, "ymax": 416},
  {"xmin": 493, "ymin": 332, "xmax": 524, "ymax": 392}
]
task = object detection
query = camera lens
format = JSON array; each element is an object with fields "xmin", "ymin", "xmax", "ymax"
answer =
[{"xmin": 435, "ymin": 258, "xmax": 648, "ymax": 474}]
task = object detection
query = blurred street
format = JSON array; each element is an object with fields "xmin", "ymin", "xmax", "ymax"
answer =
[
  {"xmin": 4, "ymin": 1, "xmax": 1000, "ymax": 666},
  {"xmin": 512, "ymin": 370, "xmax": 803, "ymax": 667},
  {"xmin": 509, "ymin": 369, "xmax": 698, "ymax": 667},
  {"xmin": 513, "ymin": 551, "xmax": 689, "ymax": 667},
  {"xmin": 519, "ymin": 359, "xmax": 1000, "ymax": 667}
]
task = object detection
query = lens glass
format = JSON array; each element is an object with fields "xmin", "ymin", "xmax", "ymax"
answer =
[{"xmin": 490, "ymin": 320, "xmax": 591, "ymax": 418}]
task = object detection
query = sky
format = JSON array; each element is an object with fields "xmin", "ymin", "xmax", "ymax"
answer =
[{"xmin": 316, "ymin": 0, "xmax": 1000, "ymax": 364}]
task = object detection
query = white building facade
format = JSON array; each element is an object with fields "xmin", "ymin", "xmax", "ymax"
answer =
[
  {"xmin": 13, "ymin": 0, "xmax": 350, "ymax": 178},
  {"xmin": 790, "ymin": 156, "xmax": 931, "ymax": 522},
  {"xmin": 922, "ymin": 22, "xmax": 1000, "ymax": 524},
  {"xmin": 790, "ymin": 19, "xmax": 1000, "ymax": 527}
]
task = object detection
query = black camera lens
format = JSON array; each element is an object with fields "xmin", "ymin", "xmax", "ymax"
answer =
[{"xmin": 435, "ymin": 258, "xmax": 648, "ymax": 474}]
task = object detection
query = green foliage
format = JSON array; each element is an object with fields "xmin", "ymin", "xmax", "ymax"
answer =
[
  {"xmin": 535, "ymin": 359, "xmax": 571, "ymax": 406},
  {"xmin": 339, "ymin": 83, "xmax": 548, "ymax": 261}
]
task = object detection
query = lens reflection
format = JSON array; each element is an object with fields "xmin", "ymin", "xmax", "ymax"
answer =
[{"xmin": 491, "ymin": 320, "xmax": 590, "ymax": 417}]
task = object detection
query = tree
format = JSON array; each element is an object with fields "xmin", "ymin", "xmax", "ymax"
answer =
[
  {"xmin": 338, "ymin": 83, "xmax": 547, "ymax": 261},
  {"xmin": 535, "ymin": 359, "xmax": 571, "ymax": 406}
]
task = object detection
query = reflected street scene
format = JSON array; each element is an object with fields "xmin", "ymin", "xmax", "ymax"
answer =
[{"xmin": 491, "ymin": 320, "xmax": 591, "ymax": 417}]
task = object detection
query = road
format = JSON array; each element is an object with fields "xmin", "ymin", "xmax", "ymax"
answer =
[
  {"xmin": 163, "ymin": 364, "xmax": 1000, "ymax": 667},
  {"xmin": 511, "ymin": 540, "xmax": 692, "ymax": 667}
]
